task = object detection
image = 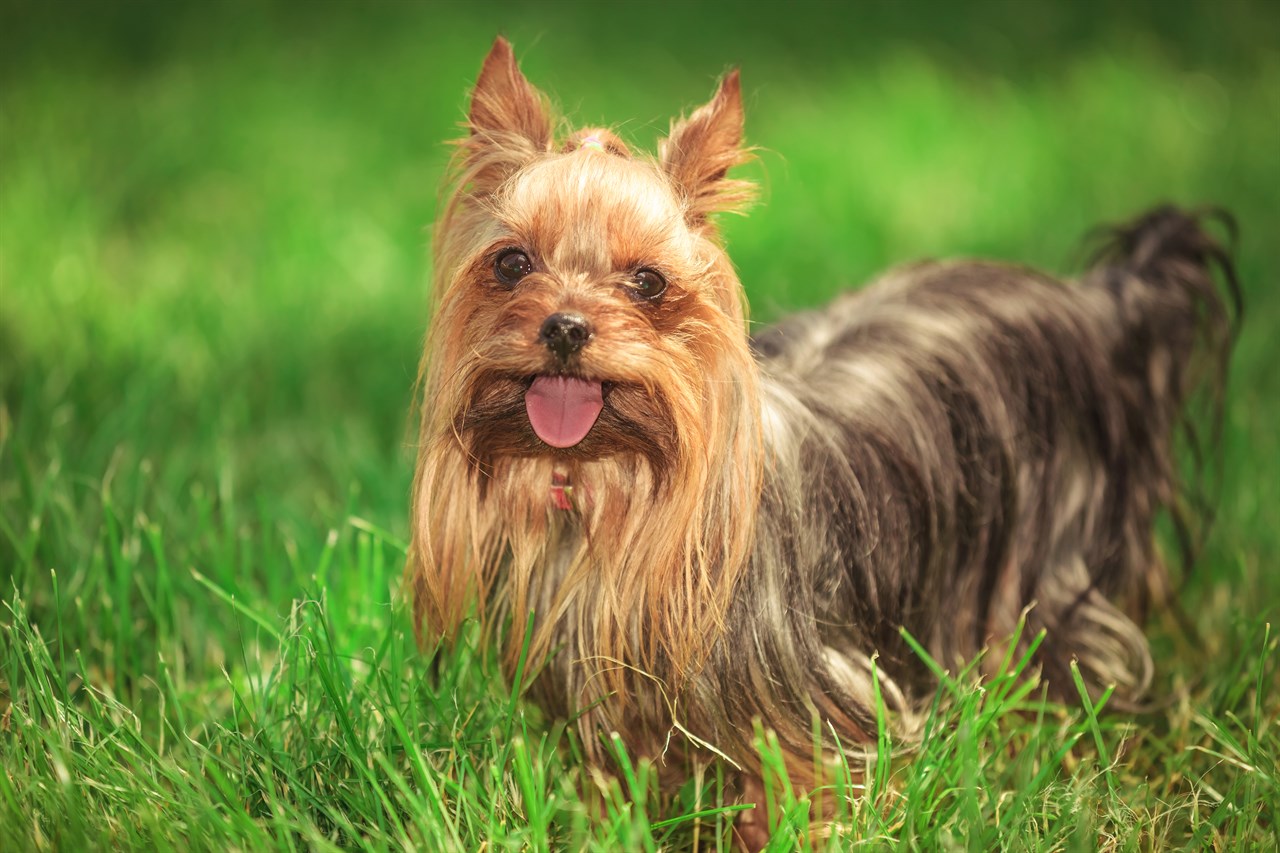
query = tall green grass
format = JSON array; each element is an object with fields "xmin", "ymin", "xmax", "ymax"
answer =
[{"xmin": 2, "ymin": 1, "xmax": 1277, "ymax": 848}]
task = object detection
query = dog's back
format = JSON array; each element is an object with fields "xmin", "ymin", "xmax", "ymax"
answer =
[{"xmin": 741, "ymin": 207, "xmax": 1239, "ymax": 735}]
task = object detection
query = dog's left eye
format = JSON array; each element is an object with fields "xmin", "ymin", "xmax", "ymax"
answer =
[
  {"xmin": 495, "ymin": 249, "xmax": 533, "ymax": 285},
  {"xmin": 628, "ymin": 269, "xmax": 667, "ymax": 300}
]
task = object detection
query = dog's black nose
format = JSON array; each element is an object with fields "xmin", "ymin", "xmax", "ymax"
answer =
[{"xmin": 538, "ymin": 312, "xmax": 592, "ymax": 361}]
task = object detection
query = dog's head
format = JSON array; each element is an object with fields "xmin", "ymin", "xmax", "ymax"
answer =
[
  {"xmin": 426, "ymin": 37, "xmax": 755, "ymax": 474},
  {"xmin": 410, "ymin": 38, "xmax": 762, "ymax": 687}
]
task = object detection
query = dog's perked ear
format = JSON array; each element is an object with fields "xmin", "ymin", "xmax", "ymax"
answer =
[
  {"xmin": 462, "ymin": 37, "xmax": 552, "ymax": 190},
  {"xmin": 660, "ymin": 70, "xmax": 755, "ymax": 225}
]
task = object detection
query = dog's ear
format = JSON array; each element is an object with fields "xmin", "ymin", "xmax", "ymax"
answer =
[
  {"xmin": 462, "ymin": 37, "xmax": 552, "ymax": 190},
  {"xmin": 660, "ymin": 70, "xmax": 754, "ymax": 224},
  {"xmin": 469, "ymin": 37, "xmax": 551, "ymax": 145}
]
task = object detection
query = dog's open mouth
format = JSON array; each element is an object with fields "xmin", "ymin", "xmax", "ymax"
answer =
[{"xmin": 524, "ymin": 375, "xmax": 604, "ymax": 448}]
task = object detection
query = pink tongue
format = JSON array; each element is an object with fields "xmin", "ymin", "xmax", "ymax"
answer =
[{"xmin": 524, "ymin": 376, "xmax": 604, "ymax": 448}]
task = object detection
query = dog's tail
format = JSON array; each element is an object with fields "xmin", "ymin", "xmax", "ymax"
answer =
[
  {"xmin": 1090, "ymin": 204, "xmax": 1241, "ymax": 360},
  {"xmin": 1035, "ymin": 206, "xmax": 1243, "ymax": 708},
  {"xmin": 1086, "ymin": 204, "xmax": 1242, "ymax": 573}
]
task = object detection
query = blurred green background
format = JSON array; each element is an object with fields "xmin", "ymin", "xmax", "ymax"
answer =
[{"xmin": 3, "ymin": 0, "xmax": 1278, "ymax": 657}]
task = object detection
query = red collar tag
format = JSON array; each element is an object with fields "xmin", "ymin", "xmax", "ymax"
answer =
[{"xmin": 550, "ymin": 471, "xmax": 573, "ymax": 511}]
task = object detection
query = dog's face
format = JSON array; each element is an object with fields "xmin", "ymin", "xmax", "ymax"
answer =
[
  {"xmin": 440, "ymin": 151, "xmax": 705, "ymax": 469},
  {"xmin": 426, "ymin": 39, "xmax": 755, "ymax": 479}
]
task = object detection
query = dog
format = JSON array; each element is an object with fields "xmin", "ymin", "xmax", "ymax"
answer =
[{"xmin": 407, "ymin": 37, "xmax": 1239, "ymax": 845}]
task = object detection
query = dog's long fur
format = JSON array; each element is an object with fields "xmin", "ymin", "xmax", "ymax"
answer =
[{"xmin": 408, "ymin": 38, "xmax": 1240, "ymax": 800}]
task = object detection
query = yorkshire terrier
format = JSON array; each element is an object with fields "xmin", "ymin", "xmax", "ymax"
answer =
[{"xmin": 407, "ymin": 38, "xmax": 1239, "ymax": 845}]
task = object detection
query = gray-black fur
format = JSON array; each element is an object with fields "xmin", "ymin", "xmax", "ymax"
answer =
[{"xmin": 689, "ymin": 206, "xmax": 1240, "ymax": 760}]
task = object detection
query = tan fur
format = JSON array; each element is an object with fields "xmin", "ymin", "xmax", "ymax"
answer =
[{"xmin": 410, "ymin": 39, "xmax": 760, "ymax": 725}]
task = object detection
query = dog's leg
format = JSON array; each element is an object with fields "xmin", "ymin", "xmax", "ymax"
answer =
[
  {"xmin": 1031, "ymin": 555, "xmax": 1155, "ymax": 705},
  {"xmin": 733, "ymin": 775, "xmax": 772, "ymax": 852}
]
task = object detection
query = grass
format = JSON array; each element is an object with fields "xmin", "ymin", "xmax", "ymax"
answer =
[{"xmin": 2, "ymin": 0, "xmax": 1278, "ymax": 849}]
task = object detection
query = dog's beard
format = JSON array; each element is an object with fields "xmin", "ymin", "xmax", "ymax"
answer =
[{"xmin": 411, "ymin": 261, "xmax": 763, "ymax": 737}]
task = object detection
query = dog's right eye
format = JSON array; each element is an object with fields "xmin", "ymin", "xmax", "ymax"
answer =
[{"xmin": 494, "ymin": 249, "xmax": 533, "ymax": 285}]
